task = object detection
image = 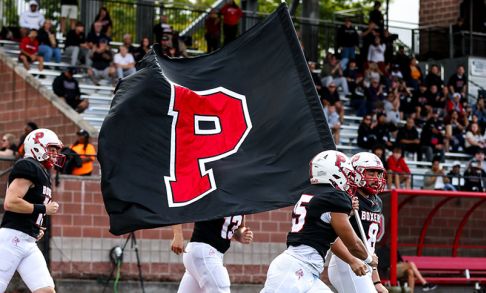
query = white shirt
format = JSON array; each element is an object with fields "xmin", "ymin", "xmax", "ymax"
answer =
[
  {"xmin": 19, "ymin": 10, "xmax": 45, "ymax": 30},
  {"xmin": 367, "ymin": 43, "xmax": 386, "ymax": 63},
  {"xmin": 114, "ymin": 53, "xmax": 135, "ymax": 66}
]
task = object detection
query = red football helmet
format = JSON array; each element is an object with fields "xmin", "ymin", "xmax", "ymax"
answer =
[{"xmin": 351, "ymin": 152, "xmax": 386, "ymax": 195}]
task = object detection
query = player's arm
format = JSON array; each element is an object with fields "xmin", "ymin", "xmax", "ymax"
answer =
[
  {"xmin": 4, "ymin": 178, "xmax": 59, "ymax": 215},
  {"xmin": 330, "ymin": 212, "xmax": 377, "ymax": 267},
  {"xmin": 171, "ymin": 224, "xmax": 185, "ymax": 255},
  {"xmin": 372, "ymin": 268, "xmax": 388, "ymax": 293},
  {"xmin": 331, "ymin": 237, "xmax": 368, "ymax": 276},
  {"xmin": 233, "ymin": 216, "xmax": 253, "ymax": 244}
]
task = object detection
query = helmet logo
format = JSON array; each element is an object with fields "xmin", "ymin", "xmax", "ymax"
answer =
[
  {"xmin": 335, "ymin": 153, "xmax": 346, "ymax": 168},
  {"xmin": 33, "ymin": 131, "xmax": 44, "ymax": 144}
]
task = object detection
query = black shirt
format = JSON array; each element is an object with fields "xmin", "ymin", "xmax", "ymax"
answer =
[
  {"xmin": 61, "ymin": 0, "xmax": 78, "ymax": 5},
  {"xmin": 1, "ymin": 158, "xmax": 52, "ymax": 238},
  {"xmin": 52, "ymin": 72, "xmax": 81, "ymax": 108},
  {"xmin": 190, "ymin": 215, "xmax": 244, "ymax": 254},
  {"xmin": 351, "ymin": 193, "xmax": 383, "ymax": 253},
  {"xmin": 287, "ymin": 184, "xmax": 352, "ymax": 259},
  {"xmin": 65, "ymin": 29, "xmax": 85, "ymax": 47}
]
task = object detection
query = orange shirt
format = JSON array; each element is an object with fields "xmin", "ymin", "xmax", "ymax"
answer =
[
  {"xmin": 71, "ymin": 143, "xmax": 96, "ymax": 175},
  {"xmin": 410, "ymin": 65, "xmax": 421, "ymax": 80}
]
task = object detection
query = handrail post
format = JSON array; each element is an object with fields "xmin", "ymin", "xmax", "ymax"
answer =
[{"xmin": 390, "ymin": 188, "xmax": 398, "ymax": 286}]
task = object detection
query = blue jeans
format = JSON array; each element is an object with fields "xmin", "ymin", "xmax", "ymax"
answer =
[
  {"xmin": 340, "ymin": 47, "xmax": 356, "ymax": 69},
  {"xmin": 38, "ymin": 45, "xmax": 61, "ymax": 63}
]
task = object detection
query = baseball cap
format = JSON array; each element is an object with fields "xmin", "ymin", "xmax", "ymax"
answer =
[{"xmin": 29, "ymin": 0, "xmax": 38, "ymax": 6}]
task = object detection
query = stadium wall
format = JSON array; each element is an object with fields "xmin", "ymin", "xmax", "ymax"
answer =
[{"xmin": 419, "ymin": 0, "xmax": 460, "ymax": 27}]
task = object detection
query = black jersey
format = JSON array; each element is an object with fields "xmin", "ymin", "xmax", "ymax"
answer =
[
  {"xmin": 190, "ymin": 215, "xmax": 244, "ymax": 254},
  {"xmin": 287, "ymin": 184, "xmax": 352, "ymax": 259},
  {"xmin": 351, "ymin": 193, "xmax": 383, "ymax": 254},
  {"xmin": 1, "ymin": 158, "xmax": 52, "ymax": 238}
]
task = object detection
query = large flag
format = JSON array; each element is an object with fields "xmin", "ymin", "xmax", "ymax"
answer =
[{"xmin": 98, "ymin": 4, "xmax": 335, "ymax": 235}]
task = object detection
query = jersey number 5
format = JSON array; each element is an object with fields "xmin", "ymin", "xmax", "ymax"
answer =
[{"xmin": 291, "ymin": 194, "xmax": 313, "ymax": 232}]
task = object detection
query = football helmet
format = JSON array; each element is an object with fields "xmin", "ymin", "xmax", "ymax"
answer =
[
  {"xmin": 24, "ymin": 128, "xmax": 65, "ymax": 169},
  {"xmin": 351, "ymin": 152, "xmax": 386, "ymax": 195},
  {"xmin": 309, "ymin": 150, "xmax": 356, "ymax": 196}
]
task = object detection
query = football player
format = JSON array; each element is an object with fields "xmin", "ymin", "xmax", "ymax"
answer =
[
  {"xmin": 171, "ymin": 216, "xmax": 253, "ymax": 293},
  {"xmin": 260, "ymin": 150, "xmax": 377, "ymax": 293},
  {"xmin": 327, "ymin": 152, "xmax": 388, "ymax": 293},
  {"xmin": 0, "ymin": 128, "xmax": 65, "ymax": 293}
]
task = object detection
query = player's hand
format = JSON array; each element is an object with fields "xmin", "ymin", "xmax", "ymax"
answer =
[
  {"xmin": 375, "ymin": 283, "xmax": 388, "ymax": 293},
  {"xmin": 235, "ymin": 226, "xmax": 253, "ymax": 244},
  {"xmin": 36, "ymin": 227, "xmax": 46, "ymax": 241},
  {"xmin": 369, "ymin": 254, "xmax": 379, "ymax": 268},
  {"xmin": 350, "ymin": 258, "xmax": 368, "ymax": 276},
  {"xmin": 45, "ymin": 201, "xmax": 59, "ymax": 215},
  {"xmin": 170, "ymin": 233, "xmax": 185, "ymax": 255},
  {"xmin": 351, "ymin": 196, "xmax": 359, "ymax": 211}
]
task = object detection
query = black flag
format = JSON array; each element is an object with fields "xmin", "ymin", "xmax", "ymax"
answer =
[{"xmin": 98, "ymin": 4, "xmax": 335, "ymax": 235}]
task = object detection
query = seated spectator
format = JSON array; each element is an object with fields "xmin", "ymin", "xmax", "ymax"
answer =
[
  {"xmin": 19, "ymin": 29, "xmax": 44, "ymax": 71},
  {"xmin": 470, "ymin": 149, "xmax": 486, "ymax": 173},
  {"xmin": 392, "ymin": 45, "xmax": 410, "ymax": 76},
  {"xmin": 92, "ymin": 6, "xmax": 112, "ymax": 37},
  {"xmin": 404, "ymin": 57, "xmax": 422, "ymax": 91},
  {"xmin": 16, "ymin": 122, "xmax": 38, "ymax": 158},
  {"xmin": 70, "ymin": 130, "xmax": 96, "ymax": 176},
  {"xmin": 464, "ymin": 122, "xmax": 486, "ymax": 155},
  {"xmin": 320, "ymin": 53, "xmax": 349, "ymax": 96},
  {"xmin": 321, "ymin": 81, "xmax": 344, "ymax": 122},
  {"xmin": 445, "ymin": 92, "xmax": 465, "ymax": 118},
  {"xmin": 398, "ymin": 80, "xmax": 415, "ymax": 117},
  {"xmin": 53, "ymin": 67, "xmax": 89, "ymax": 113},
  {"xmin": 367, "ymin": 35, "xmax": 386, "ymax": 69},
  {"xmin": 0, "ymin": 133, "xmax": 17, "ymax": 159},
  {"xmin": 448, "ymin": 65, "xmax": 467, "ymax": 98},
  {"xmin": 357, "ymin": 114, "xmax": 375, "ymax": 149},
  {"xmin": 372, "ymin": 144, "xmax": 387, "ymax": 169},
  {"xmin": 122, "ymin": 33, "xmax": 137, "ymax": 55},
  {"xmin": 64, "ymin": 21, "xmax": 90, "ymax": 66},
  {"xmin": 343, "ymin": 59, "xmax": 362, "ymax": 95},
  {"xmin": 308, "ymin": 61, "xmax": 322, "ymax": 94},
  {"xmin": 323, "ymin": 105, "xmax": 341, "ymax": 145},
  {"xmin": 463, "ymin": 159, "xmax": 486, "ymax": 192},
  {"xmin": 365, "ymin": 78, "xmax": 385, "ymax": 115},
  {"xmin": 447, "ymin": 161, "xmax": 464, "ymax": 190},
  {"xmin": 172, "ymin": 31, "xmax": 189, "ymax": 58},
  {"xmin": 37, "ymin": 19, "xmax": 61, "ymax": 63},
  {"xmin": 423, "ymin": 157, "xmax": 455, "ymax": 190},
  {"xmin": 86, "ymin": 21, "xmax": 111, "ymax": 50},
  {"xmin": 428, "ymin": 84, "xmax": 446, "ymax": 112},
  {"xmin": 389, "ymin": 63, "xmax": 403, "ymax": 80},
  {"xmin": 413, "ymin": 83, "xmax": 431, "ymax": 124},
  {"xmin": 114, "ymin": 45, "xmax": 136, "ymax": 79},
  {"xmin": 153, "ymin": 14, "xmax": 173, "ymax": 45},
  {"xmin": 387, "ymin": 146, "xmax": 411, "ymax": 189},
  {"xmin": 133, "ymin": 37, "xmax": 151, "ymax": 63},
  {"xmin": 19, "ymin": 0, "xmax": 44, "ymax": 37},
  {"xmin": 373, "ymin": 112, "xmax": 394, "ymax": 149},
  {"xmin": 363, "ymin": 61, "xmax": 383, "ymax": 88},
  {"xmin": 420, "ymin": 110, "xmax": 445, "ymax": 162},
  {"xmin": 424, "ymin": 64, "xmax": 443, "ymax": 89},
  {"xmin": 444, "ymin": 110, "xmax": 466, "ymax": 152},
  {"xmin": 87, "ymin": 39, "xmax": 115, "ymax": 86},
  {"xmin": 472, "ymin": 96, "xmax": 486, "ymax": 130},
  {"xmin": 396, "ymin": 116, "xmax": 420, "ymax": 156},
  {"xmin": 384, "ymin": 92, "xmax": 401, "ymax": 128}
]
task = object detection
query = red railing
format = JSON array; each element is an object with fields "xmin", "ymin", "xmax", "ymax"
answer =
[{"xmin": 388, "ymin": 189, "xmax": 486, "ymax": 286}]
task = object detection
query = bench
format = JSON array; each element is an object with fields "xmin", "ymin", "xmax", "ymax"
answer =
[{"xmin": 402, "ymin": 256, "xmax": 486, "ymax": 285}]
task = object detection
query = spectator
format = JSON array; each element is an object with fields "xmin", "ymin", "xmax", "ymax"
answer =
[
  {"xmin": 398, "ymin": 80, "xmax": 415, "ymax": 117},
  {"xmin": 390, "ymin": 63, "xmax": 403, "ymax": 80},
  {"xmin": 363, "ymin": 61, "xmax": 383, "ymax": 88},
  {"xmin": 463, "ymin": 159, "xmax": 486, "ymax": 192},
  {"xmin": 64, "ymin": 21, "xmax": 89, "ymax": 66},
  {"xmin": 87, "ymin": 39, "xmax": 116, "ymax": 86},
  {"xmin": 52, "ymin": 67, "xmax": 89, "ymax": 113},
  {"xmin": 447, "ymin": 161, "xmax": 464, "ymax": 191},
  {"xmin": 122, "ymin": 33, "xmax": 137, "ymax": 55},
  {"xmin": 396, "ymin": 116, "xmax": 420, "ymax": 156},
  {"xmin": 70, "ymin": 130, "xmax": 96, "ymax": 176},
  {"xmin": 420, "ymin": 110, "xmax": 445, "ymax": 162},
  {"xmin": 0, "ymin": 133, "xmax": 17, "ymax": 159},
  {"xmin": 171, "ymin": 31, "xmax": 189, "ymax": 58},
  {"xmin": 424, "ymin": 64, "xmax": 443, "ymax": 89},
  {"xmin": 37, "ymin": 19, "xmax": 61, "ymax": 63},
  {"xmin": 220, "ymin": 0, "xmax": 243, "ymax": 45},
  {"xmin": 324, "ymin": 105, "xmax": 341, "ymax": 145},
  {"xmin": 308, "ymin": 61, "xmax": 322, "ymax": 94},
  {"xmin": 92, "ymin": 6, "xmax": 112, "ymax": 37},
  {"xmin": 367, "ymin": 35, "xmax": 386, "ymax": 67},
  {"xmin": 444, "ymin": 110, "xmax": 466, "ymax": 152},
  {"xmin": 114, "ymin": 45, "xmax": 136, "ymax": 79},
  {"xmin": 336, "ymin": 18, "xmax": 359, "ymax": 69},
  {"xmin": 373, "ymin": 112, "xmax": 394, "ymax": 149},
  {"xmin": 472, "ymin": 96, "xmax": 486, "ymax": 130},
  {"xmin": 448, "ymin": 65, "xmax": 467, "ymax": 98},
  {"xmin": 382, "ymin": 29, "xmax": 396, "ymax": 64},
  {"xmin": 464, "ymin": 122, "xmax": 486, "ymax": 155},
  {"xmin": 384, "ymin": 92, "xmax": 401, "ymax": 128},
  {"xmin": 153, "ymin": 15, "xmax": 173, "ymax": 45},
  {"xmin": 387, "ymin": 146, "xmax": 411, "ymax": 189},
  {"xmin": 392, "ymin": 46, "xmax": 410, "ymax": 75},
  {"xmin": 413, "ymin": 83, "xmax": 432, "ymax": 124},
  {"xmin": 365, "ymin": 78, "xmax": 385, "ymax": 115},
  {"xmin": 428, "ymin": 84, "xmax": 447, "ymax": 112},
  {"xmin": 357, "ymin": 114, "xmax": 375, "ymax": 149},
  {"xmin": 360, "ymin": 21, "xmax": 379, "ymax": 62},
  {"xmin": 205, "ymin": 8, "xmax": 221, "ymax": 53},
  {"xmin": 87, "ymin": 21, "xmax": 111, "ymax": 50},
  {"xmin": 321, "ymin": 81, "xmax": 344, "ymax": 122},
  {"xmin": 133, "ymin": 37, "xmax": 151, "ymax": 63},
  {"xmin": 343, "ymin": 59, "xmax": 362, "ymax": 95},
  {"xmin": 423, "ymin": 157, "xmax": 454, "ymax": 190},
  {"xmin": 60, "ymin": 0, "xmax": 78, "ymax": 35},
  {"xmin": 372, "ymin": 144, "xmax": 387, "ymax": 169},
  {"xmin": 16, "ymin": 122, "xmax": 38, "ymax": 158},
  {"xmin": 19, "ymin": 0, "xmax": 45, "ymax": 37},
  {"xmin": 320, "ymin": 53, "xmax": 349, "ymax": 96},
  {"xmin": 405, "ymin": 57, "xmax": 422, "ymax": 91},
  {"xmin": 369, "ymin": 1, "xmax": 384, "ymax": 33},
  {"xmin": 470, "ymin": 149, "xmax": 486, "ymax": 173},
  {"xmin": 445, "ymin": 92, "xmax": 465, "ymax": 117},
  {"xmin": 19, "ymin": 29, "xmax": 44, "ymax": 71}
]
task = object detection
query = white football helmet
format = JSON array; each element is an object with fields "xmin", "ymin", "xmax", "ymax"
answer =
[
  {"xmin": 309, "ymin": 150, "xmax": 356, "ymax": 196},
  {"xmin": 351, "ymin": 152, "xmax": 386, "ymax": 195},
  {"xmin": 24, "ymin": 128, "xmax": 65, "ymax": 169}
]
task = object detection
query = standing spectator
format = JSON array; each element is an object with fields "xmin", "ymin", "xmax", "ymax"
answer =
[
  {"xmin": 220, "ymin": 0, "xmax": 243, "ymax": 45},
  {"xmin": 60, "ymin": 0, "xmax": 78, "ymax": 35},
  {"xmin": 420, "ymin": 110, "xmax": 445, "ymax": 161},
  {"xmin": 86, "ymin": 21, "xmax": 111, "ymax": 50},
  {"xmin": 448, "ymin": 65, "xmax": 467, "ymax": 98},
  {"xmin": 122, "ymin": 33, "xmax": 137, "ymax": 55},
  {"xmin": 444, "ymin": 110, "xmax": 466, "ymax": 152},
  {"xmin": 336, "ymin": 18, "xmax": 359, "ymax": 69},
  {"xmin": 64, "ymin": 21, "xmax": 89, "ymax": 66},
  {"xmin": 369, "ymin": 1, "xmax": 384, "ymax": 33},
  {"xmin": 37, "ymin": 19, "xmax": 61, "ymax": 63},
  {"xmin": 463, "ymin": 159, "xmax": 486, "ymax": 192},
  {"xmin": 114, "ymin": 45, "xmax": 136, "ymax": 79},
  {"xmin": 424, "ymin": 64, "xmax": 443, "ymax": 89},
  {"xmin": 357, "ymin": 114, "xmax": 375, "ymax": 149},
  {"xmin": 153, "ymin": 15, "xmax": 173, "ymax": 45},
  {"xmin": 386, "ymin": 146, "xmax": 411, "ymax": 189},
  {"xmin": 392, "ymin": 46, "xmax": 410, "ymax": 75},
  {"xmin": 19, "ymin": 29, "xmax": 44, "ymax": 71},
  {"xmin": 70, "ymin": 130, "xmax": 96, "ymax": 176},
  {"xmin": 16, "ymin": 122, "xmax": 38, "ymax": 159},
  {"xmin": 324, "ymin": 105, "xmax": 341, "ymax": 145},
  {"xmin": 133, "ymin": 37, "xmax": 151, "ymax": 62},
  {"xmin": 423, "ymin": 157, "xmax": 454, "ymax": 190},
  {"xmin": 87, "ymin": 39, "xmax": 116, "ymax": 86},
  {"xmin": 464, "ymin": 122, "xmax": 486, "ymax": 155},
  {"xmin": 359, "ymin": 21, "xmax": 378, "ymax": 65},
  {"xmin": 367, "ymin": 35, "xmax": 386, "ymax": 68},
  {"xmin": 19, "ymin": 0, "xmax": 45, "ymax": 37},
  {"xmin": 205, "ymin": 8, "xmax": 221, "ymax": 53},
  {"xmin": 0, "ymin": 133, "xmax": 17, "ymax": 159},
  {"xmin": 52, "ymin": 67, "xmax": 89, "ymax": 113},
  {"xmin": 447, "ymin": 161, "xmax": 464, "ymax": 191},
  {"xmin": 92, "ymin": 7, "xmax": 112, "ymax": 37},
  {"xmin": 396, "ymin": 116, "xmax": 420, "ymax": 156}
]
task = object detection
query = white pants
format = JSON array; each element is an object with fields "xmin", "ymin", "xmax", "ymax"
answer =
[
  {"xmin": 328, "ymin": 254, "xmax": 376, "ymax": 293},
  {"xmin": 177, "ymin": 242, "xmax": 230, "ymax": 293},
  {"xmin": 261, "ymin": 251, "xmax": 333, "ymax": 293},
  {"xmin": 0, "ymin": 228, "xmax": 54, "ymax": 292}
]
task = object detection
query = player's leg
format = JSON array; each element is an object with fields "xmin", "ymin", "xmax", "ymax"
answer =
[
  {"xmin": 17, "ymin": 245, "xmax": 55, "ymax": 293},
  {"xmin": 0, "ymin": 229, "xmax": 24, "ymax": 292},
  {"xmin": 178, "ymin": 270, "xmax": 203, "ymax": 293},
  {"xmin": 307, "ymin": 278, "xmax": 334, "ymax": 293},
  {"xmin": 261, "ymin": 251, "xmax": 310, "ymax": 293},
  {"xmin": 328, "ymin": 255, "xmax": 375, "ymax": 293}
]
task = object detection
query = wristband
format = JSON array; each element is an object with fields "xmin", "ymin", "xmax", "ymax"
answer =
[
  {"xmin": 33, "ymin": 204, "xmax": 46, "ymax": 214},
  {"xmin": 374, "ymin": 281, "xmax": 382, "ymax": 285},
  {"xmin": 364, "ymin": 254, "xmax": 373, "ymax": 264}
]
